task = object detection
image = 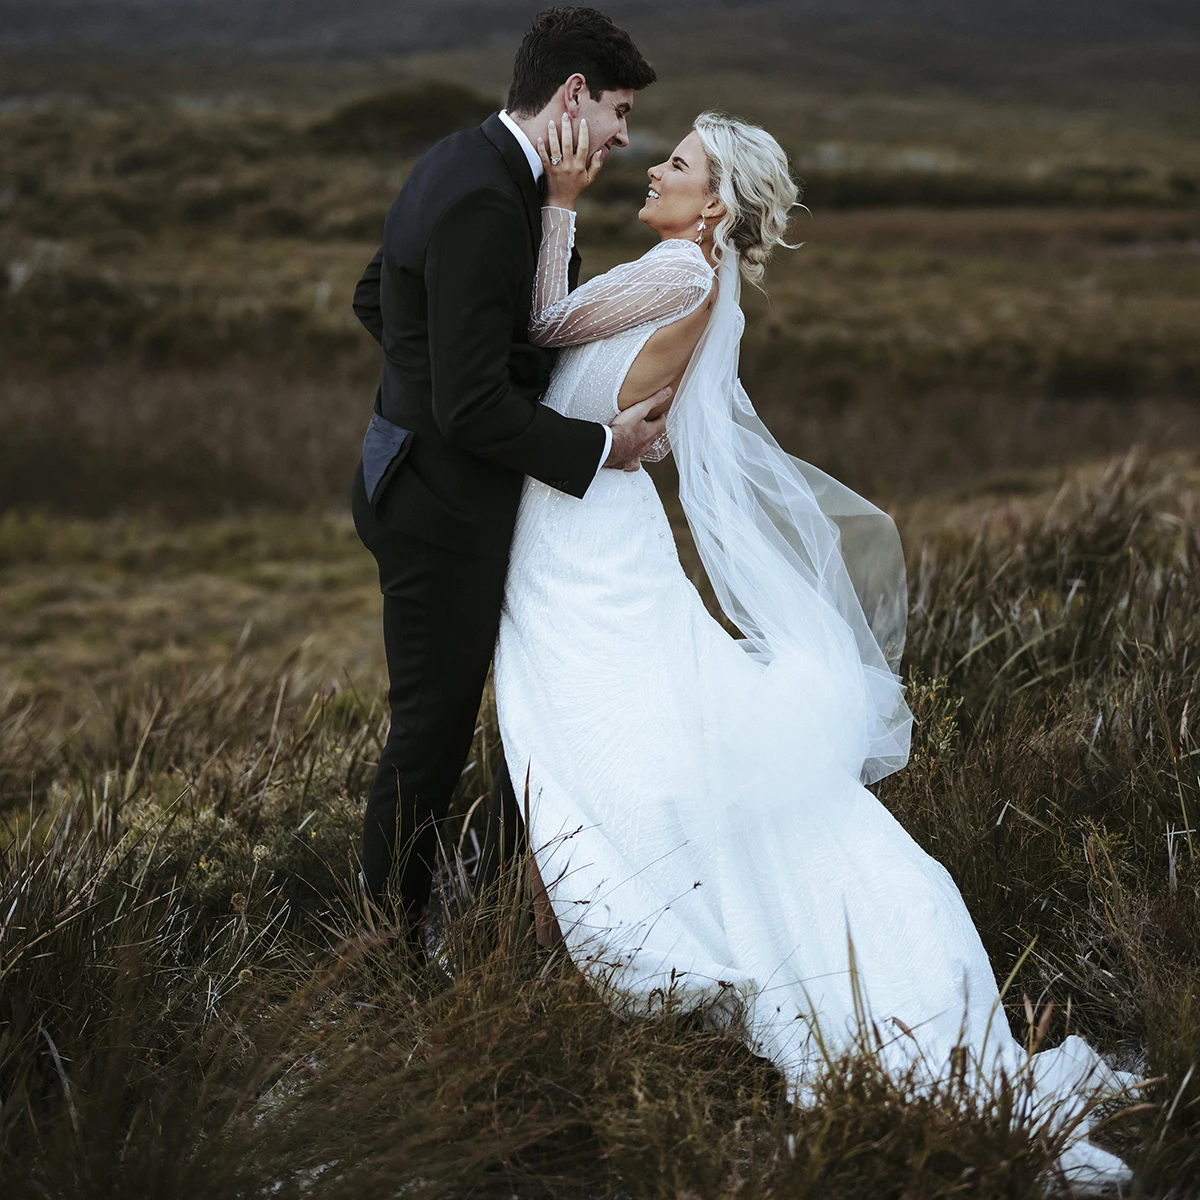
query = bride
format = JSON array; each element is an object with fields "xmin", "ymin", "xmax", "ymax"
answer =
[{"xmin": 492, "ymin": 110, "xmax": 1132, "ymax": 1188}]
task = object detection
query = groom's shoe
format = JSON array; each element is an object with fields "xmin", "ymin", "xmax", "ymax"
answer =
[
  {"xmin": 351, "ymin": 872, "xmax": 425, "ymax": 962},
  {"xmin": 359, "ymin": 905, "xmax": 456, "ymax": 991},
  {"xmin": 422, "ymin": 866, "xmax": 465, "ymax": 991},
  {"xmin": 352, "ymin": 869, "xmax": 460, "ymax": 990}
]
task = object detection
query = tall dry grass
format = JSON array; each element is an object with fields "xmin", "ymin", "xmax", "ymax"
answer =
[{"xmin": 2, "ymin": 453, "xmax": 1197, "ymax": 1196}]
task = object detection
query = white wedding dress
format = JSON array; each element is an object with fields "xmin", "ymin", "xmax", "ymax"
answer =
[{"xmin": 493, "ymin": 209, "xmax": 1132, "ymax": 1188}]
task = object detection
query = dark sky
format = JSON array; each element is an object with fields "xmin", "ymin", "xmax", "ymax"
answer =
[{"xmin": 2, "ymin": 0, "xmax": 1197, "ymax": 54}]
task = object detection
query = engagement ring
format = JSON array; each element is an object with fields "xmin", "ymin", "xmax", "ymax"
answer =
[{"xmin": 550, "ymin": 155, "xmax": 562, "ymax": 165}]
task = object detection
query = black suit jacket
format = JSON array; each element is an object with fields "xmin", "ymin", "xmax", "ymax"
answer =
[{"xmin": 353, "ymin": 112, "xmax": 605, "ymax": 556}]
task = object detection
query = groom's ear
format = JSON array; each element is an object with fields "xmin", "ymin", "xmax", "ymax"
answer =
[{"xmin": 562, "ymin": 73, "xmax": 588, "ymax": 113}]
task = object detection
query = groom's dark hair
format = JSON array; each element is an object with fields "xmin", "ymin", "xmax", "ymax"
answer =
[{"xmin": 506, "ymin": 7, "xmax": 656, "ymax": 118}]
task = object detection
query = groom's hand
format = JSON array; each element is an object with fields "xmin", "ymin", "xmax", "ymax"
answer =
[{"xmin": 603, "ymin": 387, "xmax": 671, "ymax": 472}]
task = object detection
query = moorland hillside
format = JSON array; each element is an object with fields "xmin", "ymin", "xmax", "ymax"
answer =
[
  {"xmin": 3, "ymin": 0, "xmax": 1200, "ymax": 117},
  {"xmin": 4, "ymin": 0, "xmax": 1198, "ymax": 53}
]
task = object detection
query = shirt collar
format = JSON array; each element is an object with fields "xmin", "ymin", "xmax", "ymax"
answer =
[{"xmin": 498, "ymin": 109, "xmax": 544, "ymax": 184}]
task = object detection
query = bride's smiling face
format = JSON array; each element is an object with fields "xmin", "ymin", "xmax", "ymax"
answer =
[{"xmin": 639, "ymin": 130, "xmax": 724, "ymax": 241}]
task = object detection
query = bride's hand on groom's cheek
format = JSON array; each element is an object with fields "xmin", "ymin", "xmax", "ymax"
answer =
[{"xmin": 538, "ymin": 113, "xmax": 603, "ymax": 209}]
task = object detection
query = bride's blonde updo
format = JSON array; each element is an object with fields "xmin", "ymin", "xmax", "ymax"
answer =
[{"xmin": 693, "ymin": 111, "xmax": 800, "ymax": 287}]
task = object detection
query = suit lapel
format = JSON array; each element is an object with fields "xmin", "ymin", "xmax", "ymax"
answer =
[{"xmin": 482, "ymin": 113, "xmax": 541, "ymax": 251}]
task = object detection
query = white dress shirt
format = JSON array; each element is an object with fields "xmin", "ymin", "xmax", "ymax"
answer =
[
  {"xmin": 498, "ymin": 109, "xmax": 613, "ymax": 481},
  {"xmin": 498, "ymin": 108, "xmax": 544, "ymax": 184}
]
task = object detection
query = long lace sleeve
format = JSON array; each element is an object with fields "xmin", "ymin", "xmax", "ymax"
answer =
[{"xmin": 530, "ymin": 208, "xmax": 715, "ymax": 349}]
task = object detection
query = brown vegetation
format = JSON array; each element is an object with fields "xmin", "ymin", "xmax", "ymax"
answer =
[
  {"xmin": 2, "ymin": 456, "xmax": 1198, "ymax": 1195},
  {"xmin": 2, "ymin": 49, "xmax": 1200, "ymax": 1195},
  {"xmin": 1, "ymin": 91, "xmax": 1198, "ymax": 517}
]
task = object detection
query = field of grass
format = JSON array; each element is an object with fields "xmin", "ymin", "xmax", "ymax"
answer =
[
  {"xmin": 2, "ymin": 37, "xmax": 1200, "ymax": 1197},
  {"xmin": 3, "ymin": 453, "xmax": 1199, "ymax": 1195},
  {"xmin": 2, "ymin": 75, "xmax": 1198, "ymax": 515}
]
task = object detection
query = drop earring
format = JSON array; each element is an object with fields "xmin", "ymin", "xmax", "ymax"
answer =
[{"xmin": 695, "ymin": 218, "xmax": 706, "ymax": 243}]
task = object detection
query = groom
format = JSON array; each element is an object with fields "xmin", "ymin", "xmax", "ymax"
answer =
[{"xmin": 350, "ymin": 7, "xmax": 667, "ymax": 938}]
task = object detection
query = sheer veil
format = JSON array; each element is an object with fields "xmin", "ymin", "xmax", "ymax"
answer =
[{"xmin": 667, "ymin": 249, "xmax": 912, "ymax": 784}]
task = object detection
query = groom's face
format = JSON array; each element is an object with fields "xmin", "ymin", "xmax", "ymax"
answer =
[{"xmin": 573, "ymin": 84, "xmax": 634, "ymax": 168}]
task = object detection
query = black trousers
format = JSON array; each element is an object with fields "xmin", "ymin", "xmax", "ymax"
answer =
[{"xmin": 351, "ymin": 463, "xmax": 525, "ymax": 918}]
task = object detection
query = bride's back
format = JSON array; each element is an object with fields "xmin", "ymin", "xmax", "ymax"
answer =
[{"xmin": 616, "ymin": 274, "xmax": 718, "ymax": 417}]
